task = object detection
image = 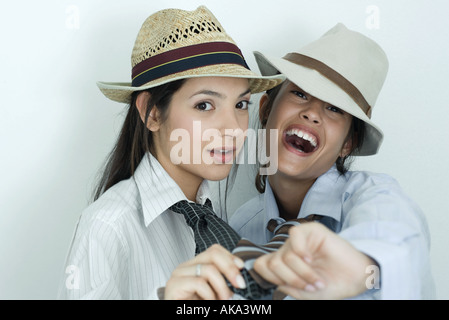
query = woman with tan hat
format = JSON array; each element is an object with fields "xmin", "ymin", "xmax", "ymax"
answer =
[
  {"xmin": 230, "ymin": 23, "xmax": 435, "ymax": 299},
  {"xmin": 58, "ymin": 5, "xmax": 283, "ymax": 299}
]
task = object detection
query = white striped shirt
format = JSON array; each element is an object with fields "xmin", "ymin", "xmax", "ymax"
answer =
[{"xmin": 58, "ymin": 153, "xmax": 212, "ymax": 299}]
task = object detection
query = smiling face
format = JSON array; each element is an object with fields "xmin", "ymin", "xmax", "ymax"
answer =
[
  {"xmin": 262, "ymin": 80, "xmax": 354, "ymax": 182},
  {"xmin": 138, "ymin": 77, "xmax": 250, "ymax": 199}
]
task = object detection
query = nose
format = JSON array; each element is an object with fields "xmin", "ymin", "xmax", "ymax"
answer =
[
  {"xmin": 299, "ymin": 99, "xmax": 324, "ymax": 124},
  {"xmin": 220, "ymin": 107, "xmax": 248, "ymax": 139}
]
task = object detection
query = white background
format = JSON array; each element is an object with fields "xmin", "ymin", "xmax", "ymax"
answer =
[{"xmin": 1, "ymin": 0, "xmax": 448, "ymax": 299}]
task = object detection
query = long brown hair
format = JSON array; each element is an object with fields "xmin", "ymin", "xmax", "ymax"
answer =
[
  {"xmin": 254, "ymin": 83, "xmax": 366, "ymax": 193},
  {"xmin": 92, "ymin": 80, "xmax": 186, "ymax": 201},
  {"xmin": 92, "ymin": 78, "xmax": 237, "ymax": 220}
]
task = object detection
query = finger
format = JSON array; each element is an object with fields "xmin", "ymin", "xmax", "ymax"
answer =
[
  {"xmin": 197, "ymin": 263, "xmax": 235, "ymax": 300},
  {"xmin": 165, "ymin": 276, "xmax": 217, "ymax": 300},
  {"xmin": 179, "ymin": 244, "xmax": 243, "ymax": 271},
  {"xmin": 276, "ymin": 285, "xmax": 307, "ymax": 300},
  {"xmin": 283, "ymin": 226, "xmax": 327, "ymax": 285},
  {"xmin": 170, "ymin": 263, "xmax": 235, "ymax": 300},
  {"xmin": 182, "ymin": 244, "xmax": 243, "ymax": 268},
  {"xmin": 288, "ymin": 222, "xmax": 326, "ymax": 262},
  {"xmin": 254, "ymin": 242, "xmax": 325, "ymax": 291},
  {"xmin": 253, "ymin": 253, "xmax": 285, "ymax": 285},
  {"xmin": 189, "ymin": 277, "xmax": 218, "ymax": 300},
  {"xmin": 277, "ymin": 246, "xmax": 325, "ymax": 290},
  {"xmin": 254, "ymin": 250, "xmax": 312, "ymax": 291},
  {"xmin": 193, "ymin": 244, "xmax": 246, "ymax": 290},
  {"xmin": 272, "ymin": 259, "xmax": 310, "ymax": 289},
  {"xmin": 276, "ymin": 284, "xmax": 332, "ymax": 300}
]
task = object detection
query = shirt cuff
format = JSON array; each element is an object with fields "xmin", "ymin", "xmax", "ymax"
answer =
[{"xmin": 350, "ymin": 239, "xmax": 412, "ymax": 299}]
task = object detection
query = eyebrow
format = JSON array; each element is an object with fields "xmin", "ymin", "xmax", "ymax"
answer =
[
  {"xmin": 290, "ymin": 83, "xmax": 309, "ymax": 95},
  {"xmin": 190, "ymin": 88, "xmax": 251, "ymax": 99}
]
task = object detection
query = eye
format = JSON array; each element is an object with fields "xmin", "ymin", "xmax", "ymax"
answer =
[
  {"xmin": 327, "ymin": 105, "xmax": 344, "ymax": 114},
  {"xmin": 195, "ymin": 101, "xmax": 213, "ymax": 111},
  {"xmin": 236, "ymin": 100, "xmax": 250, "ymax": 110},
  {"xmin": 291, "ymin": 90, "xmax": 307, "ymax": 100}
]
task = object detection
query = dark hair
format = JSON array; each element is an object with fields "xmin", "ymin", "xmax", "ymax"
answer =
[
  {"xmin": 92, "ymin": 79, "xmax": 186, "ymax": 201},
  {"xmin": 254, "ymin": 83, "xmax": 366, "ymax": 193}
]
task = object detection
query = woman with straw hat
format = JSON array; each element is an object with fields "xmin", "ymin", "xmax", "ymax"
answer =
[
  {"xmin": 58, "ymin": 5, "xmax": 283, "ymax": 300},
  {"xmin": 230, "ymin": 23, "xmax": 435, "ymax": 299}
]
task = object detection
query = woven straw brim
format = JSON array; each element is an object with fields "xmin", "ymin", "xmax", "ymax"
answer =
[
  {"xmin": 254, "ymin": 51, "xmax": 383, "ymax": 156},
  {"xmin": 97, "ymin": 64, "xmax": 285, "ymax": 104}
]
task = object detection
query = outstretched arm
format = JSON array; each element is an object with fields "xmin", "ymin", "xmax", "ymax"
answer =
[{"xmin": 253, "ymin": 222, "xmax": 377, "ymax": 299}]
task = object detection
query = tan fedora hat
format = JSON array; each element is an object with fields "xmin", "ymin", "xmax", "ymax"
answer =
[
  {"xmin": 254, "ymin": 23, "xmax": 389, "ymax": 156},
  {"xmin": 97, "ymin": 6, "xmax": 285, "ymax": 104}
]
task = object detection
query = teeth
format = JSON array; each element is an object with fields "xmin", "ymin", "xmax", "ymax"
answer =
[
  {"xmin": 215, "ymin": 149, "xmax": 232, "ymax": 154},
  {"xmin": 286, "ymin": 129, "xmax": 317, "ymax": 148}
]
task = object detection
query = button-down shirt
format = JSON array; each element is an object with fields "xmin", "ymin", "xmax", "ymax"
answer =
[
  {"xmin": 58, "ymin": 153, "xmax": 212, "ymax": 299},
  {"xmin": 230, "ymin": 166, "xmax": 436, "ymax": 299}
]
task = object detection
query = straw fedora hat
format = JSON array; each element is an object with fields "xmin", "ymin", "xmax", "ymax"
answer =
[
  {"xmin": 254, "ymin": 23, "xmax": 389, "ymax": 156},
  {"xmin": 97, "ymin": 6, "xmax": 284, "ymax": 104}
]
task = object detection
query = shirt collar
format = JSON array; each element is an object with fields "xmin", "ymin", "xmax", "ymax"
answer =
[
  {"xmin": 264, "ymin": 165, "xmax": 346, "ymax": 229},
  {"xmin": 133, "ymin": 153, "xmax": 213, "ymax": 227},
  {"xmin": 300, "ymin": 165, "xmax": 347, "ymax": 223}
]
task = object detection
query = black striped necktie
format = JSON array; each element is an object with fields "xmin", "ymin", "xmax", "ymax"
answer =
[
  {"xmin": 169, "ymin": 199, "xmax": 321, "ymax": 299},
  {"xmin": 169, "ymin": 199, "xmax": 240, "ymax": 254}
]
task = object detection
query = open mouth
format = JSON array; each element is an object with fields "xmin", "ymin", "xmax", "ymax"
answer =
[
  {"xmin": 284, "ymin": 128, "xmax": 318, "ymax": 154},
  {"xmin": 209, "ymin": 147, "xmax": 235, "ymax": 164}
]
